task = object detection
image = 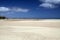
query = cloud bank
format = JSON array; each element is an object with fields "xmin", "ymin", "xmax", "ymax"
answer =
[
  {"xmin": 39, "ymin": 0, "xmax": 60, "ymax": 8},
  {"xmin": 0, "ymin": 7, "xmax": 29, "ymax": 12}
]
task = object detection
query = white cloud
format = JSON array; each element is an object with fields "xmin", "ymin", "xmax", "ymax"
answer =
[
  {"xmin": 40, "ymin": 3, "xmax": 57, "ymax": 8},
  {"xmin": 0, "ymin": 7, "xmax": 29, "ymax": 12},
  {"xmin": 39, "ymin": 0, "xmax": 60, "ymax": 8},
  {"xmin": 40, "ymin": 0, "xmax": 60, "ymax": 4},
  {"xmin": 12, "ymin": 8, "xmax": 29, "ymax": 12},
  {"xmin": 0, "ymin": 7, "xmax": 10, "ymax": 12}
]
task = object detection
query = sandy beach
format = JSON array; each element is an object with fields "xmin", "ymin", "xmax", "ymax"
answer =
[{"xmin": 0, "ymin": 19, "xmax": 60, "ymax": 40}]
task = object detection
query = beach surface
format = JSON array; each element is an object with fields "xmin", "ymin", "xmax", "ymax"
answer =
[{"xmin": 0, "ymin": 19, "xmax": 60, "ymax": 40}]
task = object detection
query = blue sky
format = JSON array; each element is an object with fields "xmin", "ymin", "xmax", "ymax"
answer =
[{"xmin": 0, "ymin": 0, "xmax": 60, "ymax": 19}]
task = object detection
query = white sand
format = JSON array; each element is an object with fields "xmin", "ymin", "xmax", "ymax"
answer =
[{"xmin": 0, "ymin": 19, "xmax": 60, "ymax": 40}]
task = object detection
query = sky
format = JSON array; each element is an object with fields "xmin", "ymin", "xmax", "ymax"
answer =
[{"xmin": 0, "ymin": 0, "xmax": 60, "ymax": 19}]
